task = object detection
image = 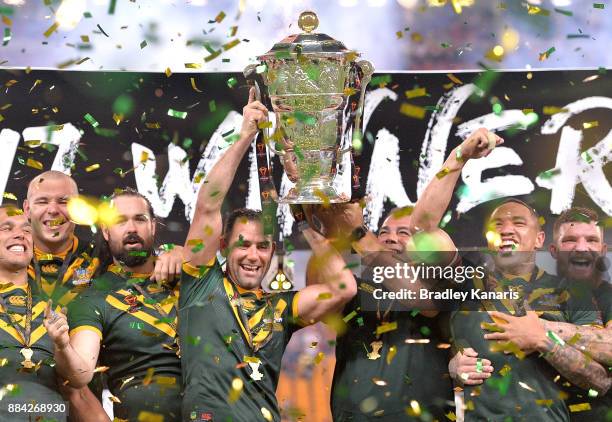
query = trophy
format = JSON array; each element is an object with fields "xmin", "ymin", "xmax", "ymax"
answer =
[{"xmin": 244, "ymin": 11, "xmax": 374, "ymax": 204}]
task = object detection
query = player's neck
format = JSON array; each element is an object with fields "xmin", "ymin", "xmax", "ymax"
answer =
[
  {"xmin": 0, "ymin": 266, "xmax": 28, "ymax": 286},
  {"xmin": 35, "ymin": 236, "xmax": 74, "ymax": 256},
  {"xmin": 499, "ymin": 260, "xmax": 536, "ymax": 278}
]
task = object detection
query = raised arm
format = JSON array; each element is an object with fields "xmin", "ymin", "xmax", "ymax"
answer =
[
  {"xmin": 44, "ymin": 302, "xmax": 100, "ymax": 388},
  {"xmin": 184, "ymin": 88, "xmax": 268, "ymax": 267},
  {"xmin": 296, "ymin": 227, "xmax": 358, "ymax": 325},
  {"xmin": 409, "ymin": 128, "xmax": 503, "ymax": 233}
]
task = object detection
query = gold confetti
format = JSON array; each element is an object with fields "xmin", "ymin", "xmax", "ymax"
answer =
[
  {"xmin": 543, "ymin": 106, "xmax": 568, "ymax": 115},
  {"xmin": 80, "ymin": 35, "xmax": 89, "ymax": 43},
  {"xmin": 93, "ymin": 366, "xmax": 110, "ymax": 373},
  {"xmin": 314, "ymin": 352, "xmax": 325, "ymax": 364},
  {"xmin": 536, "ymin": 399, "xmax": 553, "ymax": 406},
  {"xmin": 143, "ymin": 367, "xmax": 155, "ymax": 386},
  {"xmin": 137, "ymin": 411, "xmax": 164, "ymax": 422},
  {"xmin": 400, "ymin": 103, "xmax": 426, "ymax": 119},
  {"xmin": 436, "ymin": 167, "xmax": 451, "ymax": 179},
  {"xmin": 109, "ymin": 394, "xmax": 122, "ymax": 403},
  {"xmin": 317, "ymin": 292, "xmax": 332, "ymax": 300},
  {"xmin": 3, "ymin": 192, "xmax": 17, "ymax": 200},
  {"xmin": 447, "ymin": 73, "xmax": 463, "ymax": 84},
  {"xmin": 411, "ymin": 32, "xmax": 423, "ymax": 42},
  {"xmin": 582, "ymin": 74, "xmax": 599, "ymax": 83},
  {"xmin": 228, "ymin": 378, "xmax": 243, "ymax": 403},
  {"xmin": 165, "ymin": 67, "xmax": 172, "ymax": 77},
  {"xmin": 372, "ymin": 377, "xmax": 387, "ymax": 386},
  {"xmin": 113, "ymin": 113, "xmax": 124, "ymax": 125},
  {"xmin": 26, "ymin": 158, "xmax": 43, "ymax": 170},
  {"xmin": 120, "ymin": 376, "xmax": 135, "ymax": 390},
  {"xmin": 405, "ymin": 87, "xmax": 427, "ymax": 99},
  {"xmin": 0, "ymin": 358, "xmax": 8, "ymax": 367},
  {"xmin": 376, "ymin": 321, "xmax": 398, "ymax": 335},
  {"xmin": 190, "ymin": 77, "xmax": 203, "ymax": 92},
  {"xmin": 406, "ymin": 400, "xmax": 422, "ymax": 417},
  {"xmin": 1, "ymin": 15, "xmax": 12, "ymax": 26},
  {"xmin": 43, "ymin": 22, "xmax": 59, "ymax": 38},
  {"xmin": 569, "ymin": 403, "xmax": 591, "ymax": 412},
  {"xmin": 85, "ymin": 164, "xmax": 100, "ymax": 173},
  {"xmin": 583, "ymin": 121, "xmax": 599, "ymax": 129},
  {"xmin": 145, "ymin": 122, "xmax": 160, "ymax": 129},
  {"xmin": 386, "ymin": 345, "xmax": 397, "ymax": 364},
  {"xmin": 184, "ymin": 63, "xmax": 201, "ymax": 69},
  {"xmin": 445, "ymin": 411, "xmax": 457, "ymax": 421}
]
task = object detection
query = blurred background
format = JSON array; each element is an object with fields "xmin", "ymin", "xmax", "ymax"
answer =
[{"xmin": 0, "ymin": 0, "xmax": 610, "ymax": 72}]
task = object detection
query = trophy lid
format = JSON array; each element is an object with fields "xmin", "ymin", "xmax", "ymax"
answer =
[{"xmin": 259, "ymin": 11, "xmax": 355, "ymax": 60}]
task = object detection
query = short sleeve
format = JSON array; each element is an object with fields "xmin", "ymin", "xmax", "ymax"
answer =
[
  {"xmin": 275, "ymin": 290, "xmax": 301, "ymax": 330},
  {"xmin": 67, "ymin": 290, "xmax": 105, "ymax": 339},
  {"xmin": 179, "ymin": 258, "xmax": 222, "ymax": 309}
]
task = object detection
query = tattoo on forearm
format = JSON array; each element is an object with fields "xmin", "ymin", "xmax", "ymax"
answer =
[
  {"xmin": 543, "ymin": 338, "xmax": 611, "ymax": 394},
  {"xmin": 543, "ymin": 321, "xmax": 612, "ymax": 366}
]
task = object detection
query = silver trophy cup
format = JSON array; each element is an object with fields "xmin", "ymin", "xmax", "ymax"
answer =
[{"xmin": 244, "ymin": 11, "xmax": 373, "ymax": 204}]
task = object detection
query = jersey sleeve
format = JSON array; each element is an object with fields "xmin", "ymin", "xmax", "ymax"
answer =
[
  {"xmin": 179, "ymin": 258, "xmax": 223, "ymax": 309},
  {"xmin": 67, "ymin": 289, "xmax": 105, "ymax": 339}
]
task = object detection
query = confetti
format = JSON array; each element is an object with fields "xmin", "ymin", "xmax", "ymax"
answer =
[
  {"xmin": 223, "ymin": 39, "xmax": 240, "ymax": 51},
  {"xmin": 185, "ymin": 63, "xmax": 201, "ymax": 69},
  {"xmin": 2, "ymin": 192, "xmax": 17, "ymax": 200},
  {"xmin": 167, "ymin": 109, "xmax": 187, "ymax": 119},
  {"xmin": 370, "ymin": 74, "xmax": 392, "ymax": 86},
  {"xmin": 227, "ymin": 77, "xmax": 238, "ymax": 88},
  {"xmin": 214, "ymin": 11, "xmax": 226, "ymax": 23},
  {"xmin": 582, "ymin": 121, "xmax": 598, "ymax": 129},
  {"xmin": 543, "ymin": 106, "xmax": 568, "ymax": 115},
  {"xmin": 569, "ymin": 403, "xmax": 591, "ymax": 412},
  {"xmin": 554, "ymin": 8, "xmax": 573, "ymax": 16},
  {"xmin": 84, "ymin": 113, "xmax": 99, "ymax": 128},
  {"xmin": 261, "ymin": 407, "xmax": 273, "ymax": 422},
  {"xmin": 593, "ymin": 3, "xmax": 604, "ymax": 9},
  {"xmin": 400, "ymin": 103, "xmax": 426, "ymax": 119},
  {"xmin": 43, "ymin": 22, "xmax": 59, "ymax": 38},
  {"xmin": 581, "ymin": 151, "xmax": 594, "ymax": 164},
  {"xmin": 436, "ymin": 168, "xmax": 451, "ymax": 179},
  {"xmin": 190, "ymin": 78, "xmax": 203, "ymax": 92},
  {"xmin": 372, "ymin": 377, "xmax": 387, "ymax": 386},
  {"xmin": 386, "ymin": 345, "xmax": 397, "ymax": 364},
  {"xmin": 314, "ymin": 352, "xmax": 325, "ymax": 364},
  {"xmin": 137, "ymin": 411, "xmax": 164, "ymax": 422},
  {"xmin": 85, "ymin": 164, "xmax": 100, "ymax": 173},
  {"xmin": 539, "ymin": 47, "xmax": 556, "ymax": 62},
  {"xmin": 405, "ymin": 87, "xmax": 427, "ymax": 99},
  {"xmin": 93, "ymin": 366, "xmax": 110, "ymax": 373},
  {"xmin": 518, "ymin": 381, "xmax": 536, "ymax": 392},
  {"xmin": 140, "ymin": 40, "xmax": 147, "ymax": 49},
  {"xmin": 447, "ymin": 73, "xmax": 463, "ymax": 84},
  {"xmin": 26, "ymin": 158, "xmax": 43, "ymax": 170},
  {"xmin": 536, "ymin": 399, "xmax": 554, "ymax": 406},
  {"xmin": 376, "ymin": 321, "xmax": 398, "ymax": 335},
  {"xmin": 2, "ymin": 28, "xmax": 11, "ymax": 46}
]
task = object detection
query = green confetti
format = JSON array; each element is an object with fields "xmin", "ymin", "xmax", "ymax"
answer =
[
  {"xmin": 83, "ymin": 11, "xmax": 92, "ymax": 18},
  {"xmin": 84, "ymin": 113, "xmax": 99, "ymax": 128},
  {"xmin": 343, "ymin": 310, "xmax": 358, "ymax": 323},
  {"xmin": 356, "ymin": 317, "xmax": 364, "ymax": 327},
  {"xmin": 191, "ymin": 243, "xmax": 204, "ymax": 253},
  {"xmin": 440, "ymin": 211, "xmax": 452, "ymax": 228},
  {"xmin": 182, "ymin": 138, "xmax": 193, "ymax": 149},
  {"xmin": 94, "ymin": 127, "xmax": 119, "ymax": 137},
  {"xmin": 274, "ymin": 50, "xmax": 291, "ymax": 59},
  {"xmin": 128, "ymin": 251, "xmax": 148, "ymax": 257},
  {"xmin": 155, "ymin": 317, "xmax": 174, "ymax": 325},
  {"xmin": 108, "ymin": 0, "xmax": 117, "ymax": 14},
  {"xmin": 343, "ymin": 262, "xmax": 360, "ymax": 270},
  {"xmin": 537, "ymin": 168, "xmax": 561, "ymax": 180},
  {"xmin": 208, "ymin": 100, "xmax": 216, "ymax": 112},
  {"xmin": 440, "ymin": 42, "xmax": 451, "ymax": 48},
  {"xmin": 420, "ymin": 326, "xmax": 431, "ymax": 336},
  {"xmin": 485, "ymin": 373, "xmax": 512, "ymax": 396},
  {"xmin": 293, "ymin": 111, "xmax": 316, "ymax": 126},
  {"xmin": 187, "ymin": 336, "xmax": 201, "ymax": 345},
  {"xmin": 593, "ymin": 3, "xmax": 604, "ymax": 9},
  {"xmin": 588, "ymin": 389, "xmax": 599, "ymax": 397},
  {"xmin": 581, "ymin": 151, "xmax": 594, "ymax": 164},
  {"xmin": 554, "ymin": 8, "xmax": 573, "ymax": 16},
  {"xmin": 370, "ymin": 74, "xmax": 392, "ymax": 86},
  {"xmin": 0, "ymin": 6, "xmax": 15, "ymax": 15},
  {"xmin": 130, "ymin": 321, "xmax": 144, "ymax": 330},
  {"xmin": 492, "ymin": 102, "xmax": 503, "ymax": 115},
  {"xmin": 140, "ymin": 40, "xmax": 147, "ymax": 49},
  {"xmin": 2, "ymin": 28, "xmax": 11, "ymax": 46},
  {"xmin": 226, "ymin": 77, "xmax": 238, "ymax": 88},
  {"xmin": 167, "ymin": 108, "xmax": 187, "ymax": 119}
]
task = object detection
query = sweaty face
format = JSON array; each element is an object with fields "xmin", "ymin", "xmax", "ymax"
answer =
[
  {"xmin": 552, "ymin": 221, "xmax": 607, "ymax": 283},
  {"xmin": 24, "ymin": 177, "xmax": 77, "ymax": 250},
  {"xmin": 377, "ymin": 214, "xmax": 412, "ymax": 253},
  {"xmin": 103, "ymin": 196, "xmax": 155, "ymax": 268},
  {"xmin": 226, "ymin": 220, "xmax": 273, "ymax": 290},
  {"xmin": 487, "ymin": 202, "xmax": 544, "ymax": 270},
  {"xmin": 0, "ymin": 209, "xmax": 33, "ymax": 272}
]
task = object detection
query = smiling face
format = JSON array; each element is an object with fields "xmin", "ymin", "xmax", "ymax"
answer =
[
  {"xmin": 551, "ymin": 221, "xmax": 607, "ymax": 284},
  {"xmin": 487, "ymin": 202, "xmax": 544, "ymax": 271},
  {"xmin": 225, "ymin": 219, "xmax": 274, "ymax": 290},
  {"xmin": 377, "ymin": 213, "xmax": 412, "ymax": 253},
  {"xmin": 24, "ymin": 173, "xmax": 77, "ymax": 253},
  {"xmin": 0, "ymin": 208, "xmax": 33, "ymax": 272},
  {"xmin": 102, "ymin": 195, "xmax": 156, "ymax": 269}
]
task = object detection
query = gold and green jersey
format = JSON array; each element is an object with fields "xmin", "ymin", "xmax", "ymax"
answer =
[
  {"xmin": 331, "ymin": 279, "xmax": 454, "ymax": 421},
  {"xmin": 0, "ymin": 277, "xmax": 68, "ymax": 421},
  {"xmin": 451, "ymin": 267, "xmax": 602, "ymax": 422},
  {"xmin": 67, "ymin": 267, "xmax": 181, "ymax": 421},
  {"xmin": 179, "ymin": 259, "xmax": 300, "ymax": 422},
  {"xmin": 29, "ymin": 235, "xmax": 100, "ymax": 307}
]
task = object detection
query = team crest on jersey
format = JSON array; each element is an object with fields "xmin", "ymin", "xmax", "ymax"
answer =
[
  {"xmin": 124, "ymin": 294, "xmax": 140, "ymax": 313},
  {"xmin": 8, "ymin": 295, "xmax": 26, "ymax": 306},
  {"xmin": 72, "ymin": 268, "xmax": 92, "ymax": 286},
  {"xmin": 41, "ymin": 264, "xmax": 58, "ymax": 274},
  {"xmin": 190, "ymin": 411, "xmax": 213, "ymax": 421}
]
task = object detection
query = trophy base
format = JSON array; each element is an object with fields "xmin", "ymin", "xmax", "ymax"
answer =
[{"xmin": 278, "ymin": 183, "xmax": 348, "ymax": 204}]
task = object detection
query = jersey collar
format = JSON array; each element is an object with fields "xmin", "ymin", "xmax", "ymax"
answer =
[{"xmin": 34, "ymin": 234, "xmax": 78, "ymax": 261}]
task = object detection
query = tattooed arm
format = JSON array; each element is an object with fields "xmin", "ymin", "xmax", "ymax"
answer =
[
  {"xmin": 540, "ymin": 336, "xmax": 611, "ymax": 394},
  {"xmin": 541, "ymin": 320, "xmax": 612, "ymax": 366},
  {"xmin": 483, "ymin": 311, "xmax": 611, "ymax": 394}
]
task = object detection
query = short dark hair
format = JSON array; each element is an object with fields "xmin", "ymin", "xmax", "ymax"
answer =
[
  {"xmin": 223, "ymin": 208, "xmax": 262, "ymax": 243},
  {"xmin": 109, "ymin": 187, "xmax": 155, "ymax": 220},
  {"xmin": 491, "ymin": 198, "xmax": 542, "ymax": 230},
  {"xmin": 553, "ymin": 207, "xmax": 601, "ymax": 240}
]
